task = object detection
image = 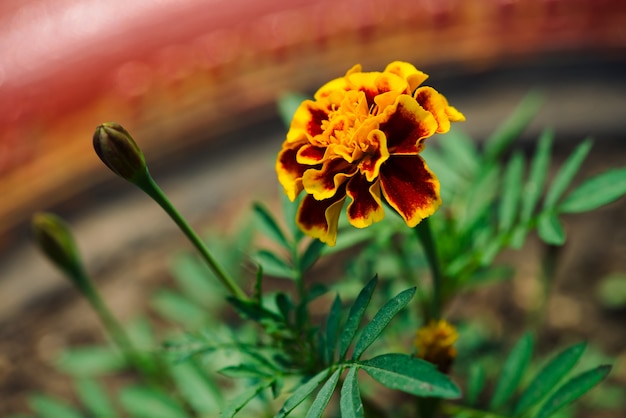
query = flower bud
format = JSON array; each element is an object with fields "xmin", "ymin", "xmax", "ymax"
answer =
[
  {"xmin": 32, "ymin": 212, "xmax": 88, "ymax": 292},
  {"xmin": 93, "ymin": 122, "xmax": 148, "ymax": 183}
]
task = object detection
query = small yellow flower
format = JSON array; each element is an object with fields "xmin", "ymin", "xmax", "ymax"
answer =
[
  {"xmin": 414, "ymin": 319, "xmax": 458, "ymax": 373},
  {"xmin": 276, "ymin": 62, "xmax": 464, "ymax": 246}
]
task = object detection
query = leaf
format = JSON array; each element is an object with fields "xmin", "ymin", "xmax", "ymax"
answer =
[
  {"xmin": 28, "ymin": 394, "xmax": 84, "ymax": 418},
  {"xmin": 305, "ymin": 368, "xmax": 341, "ymax": 418},
  {"xmin": 359, "ymin": 354, "xmax": 460, "ymax": 398},
  {"xmin": 221, "ymin": 380, "xmax": 273, "ymax": 418},
  {"xmin": 544, "ymin": 139, "xmax": 593, "ymax": 209},
  {"xmin": 522, "ymin": 129, "xmax": 553, "ymax": 219},
  {"xmin": 511, "ymin": 130, "xmax": 553, "ymax": 248},
  {"xmin": 252, "ymin": 250, "xmax": 296, "ymax": 280},
  {"xmin": 300, "ymin": 238, "xmax": 326, "ymax": 271},
  {"xmin": 151, "ymin": 289, "xmax": 207, "ymax": 326},
  {"xmin": 558, "ymin": 168, "xmax": 626, "ymax": 213},
  {"xmin": 253, "ymin": 202, "xmax": 290, "ymax": 249},
  {"xmin": 438, "ymin": 127, "xmax": 480, "ymax": 177},
  {"xmin": 170, "ymin": 253, "xmax": 221, "ymax": 307},
  {"xmin": 119, "ymin": 386, "xmax": 190, "ymax": 418},
  {"xmin": 537, "ymin": 211, "xmax": 566, "ymax": 245},
  {"xmin": 536, "ymin": 365, "xmax": 612, "ymax": 418},
  {"xmin": 227, "ymin": 297, "xmax": 283, "ymax": 324},
  {"xmin": 219, "ymin": 364, "xmax": 272, "ymax": 379},
  {"xmin": 55, "ymin": 346, "xmax": 125, "ymax": 376},
  {"xmin": 499, "ymin": 152, "xmax": 525, "ymax": 232},
  {"xmin": 75, "ymin": 378, "xmax": 117, "ymax": 417},
  {"xmin": 352, "ymin": 286, "xmax": 416, "ymax": 360},
  {"xmin": 339, "ymin": 276, "xmax": 378, "ymax": 360},
  {"xmin": 489, "ymin": 332, "xmax": 534, "ymax": 409},
  {"xmin": 325, "ymin": 295, "xmax": 343, "ymax": 364},
  {"xmin": 276, "ymin": 369, "xmax": 331, "ymax": 418},
  {"xmin": 513, "ymin": 342, "xmax": 587, "ymax": 416},
  {"xmin": 484, "ymin": 91, "xmax": 543, "ymax": 161},
  {"xmin": 340, "ymin": 367, "xmax": 364, "ymax": 418},
  {"xmin": 170, "ymin": 361, "xmax": 222, "ymax": 413},
  {"xmin": 466, "ymin": 363, "xmax": 486, "ymax": 406}
]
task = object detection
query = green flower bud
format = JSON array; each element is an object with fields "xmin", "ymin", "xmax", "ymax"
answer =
[
  {"xmin": 93, "ymin": 122, "xmax": 148, "ymax": 183},
  {"xmin": 32, "ymin": 212, "xmax": 88, "ymax": 293}
]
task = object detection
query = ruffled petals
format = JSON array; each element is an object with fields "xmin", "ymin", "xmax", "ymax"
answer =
[
  {"xmin": 380, "ymin": 155, "xmax": 441, "ymax": 227},
  {"xmin": 384, "ymin": 61, "xmax": 429, "ymax": 92},
  {"xmin": 276, "ymin": 139, "xmax": 307, "ymax": 201},
  {"xmin": 379, "ymin": 95, "xmax": 438, "ymax": 155},
  {"xmin": 302, "ymin": 158, "xmax": 357, "ymax": 200},
  {"xmin": 414, "ymin": 87, "xmax": 466, "ymax": 134},
  {"xmin": 286, "ymin": 100, "xmax": 330, "ymax": 142},
  {"xmin": 297, "ymin": 192, "xmax": 346, "ymax": 246},
  {"xmin": 346, "ymin": 176, "xmax": 385, "ymax": 228}
]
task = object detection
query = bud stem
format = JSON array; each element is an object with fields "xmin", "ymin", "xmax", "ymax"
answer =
[
  {"xmin": 134, "ymin": 175, "xmax": 248, "ymax": 301},
  {"xmin": 414, "ymin": 217, "xmax": 442, "ymax": 320}
]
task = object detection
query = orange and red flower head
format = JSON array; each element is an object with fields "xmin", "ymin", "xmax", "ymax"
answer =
[{"xmin": 276, "ymin": 62, "xmax": 464, "ymax": 246}]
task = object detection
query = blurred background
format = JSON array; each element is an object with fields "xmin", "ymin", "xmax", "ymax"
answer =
[{"xmin": 1, "ymin": 0, "xmax": 626, "ymax": 415}]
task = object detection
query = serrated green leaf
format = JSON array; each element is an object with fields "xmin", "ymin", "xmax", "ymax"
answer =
[
  {"xmin": 340, "ymin": 367, "xmax": 364, "ymax": 418},
  {"xmin": 544, "ymin": 139, "xmax": 593, "ymax": 209},
  {"xmin": 467, "ymin": 363, "xmax": 486, "ymax": 406},
  {"xmin": 459, "ymin": 165, "xmax": 500, "ymax": 232},
  {"xmin": 499, "ymin": 152, "xmax": 525, "ymax": 232},
  {"xmin": 151, "ymin": 289, "xmax": 207, "ymax": 326},
  {"xmin": 558, "ymin": 168, "xmax": 626, "ymax": 213},
  {"xmin": 489, "ymin": 332, "xmax": 534, "ymax": 409},
  {"xmin": 300, "ymin": 238, "xmax": 326, "ymax": 271},
  {"xmin": 221, "ymin": 380, "xmax": 273, "ymax": 418},
  {"xmin": 227, "ymin": 297, "xmax": 283, "ymax": 324},
  {"xmin": 352, "ymin": 287, "xmax": 416, "ymax": 360},
  {"xmin": 536, "ymin": 365, "xmax": 611, "ymax": 418},
  {"xmin": 513, "ymin": 342, "xmax": 587, "ymax": 416},
  {"xmin": 171, "ymin": 361, "xmax": 222, "ymax": 413},
  {"xmin": 537, "ymin": 211, "xmax": 566, "ymax": 245},
  {"xmin": 55, "ymin": 346, "xmax": 125, "ymax": 377},
  {"xmin": 252, "ymin": 250, "xmax": 296, "ymax": 280},
  {"xmin": 276, "ymin": 292, "xmax": 293, "ymax": 321},
  {"xmin": 305, "ymin": 368, "xmax": 341, "ymax": 418},
  {"xmin": 484, "ymin": 91, "xmax": 543, "ymax": 161},
  {"xmin": 278, "ymin": 92, "xmax": 309, "ymax": 128},
  {"xmin": 276, "ymin": 369, "xmax": 331, "ymax": 418},
  {"xmin": 359, "ymin": 354, "xmax": 460, "ymax": 398},
  {"xmin": 28, "ymin": 395, "xmax": 84, "ymax": 418},
  {"xmin": 253, "ymin": 202, "xmax": 290, "ymax": 249},
  {"xmin": 339, "ymin": 276, "xmax": 378, "ymax": 360},
  {"xmin": 120, "ymin": 386, "xmax": 190, "ymax": 418},
  {"xmin": 326, "ymin": 295, "xmax": 343, "ymax": 364},
  {"xmin": 170, "ymin": 253, "xmax": 221, "ymax": 307},
  {"xmin": 521, "ymin": 129, "xmax": 553, "ymax": 221},
  {"xmin": 219, "ymin": 364, "xmax": 272, "ymax": 379},
  {"xmin": 75, "ymin": 378, "xmax": 116, "ymax": 417}
]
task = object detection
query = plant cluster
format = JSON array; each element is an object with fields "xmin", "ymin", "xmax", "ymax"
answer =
[{"xmin": 20, "ymin": 62, "xmax": 626, "ymax": 418}]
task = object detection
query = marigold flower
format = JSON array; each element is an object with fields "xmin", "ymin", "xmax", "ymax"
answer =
[
  {"xmin": 414, "ymin": 319, "xmax": 458, "ymax": 373},
  {"xmin": 276, "ymin": 62, "xmax": 464, "ymax": 246}
]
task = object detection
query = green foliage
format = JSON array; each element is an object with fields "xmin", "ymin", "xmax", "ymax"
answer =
[
  {"xmin": 22, "ymin": 92, "xmax": 625, "ymax": 418},
  {"xmin": 454, "ymin": 336, "xmax": 611, "ymax": 417}
]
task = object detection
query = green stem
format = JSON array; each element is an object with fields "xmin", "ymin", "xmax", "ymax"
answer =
[
  {"xmin": 136, "ymin": 175, "xmax": 247, "ymax": 301},
  {"xmin": 77, "ymin": 271, "xmax": 159, "ymax": 379},
  {"xmin": 415, "ymin": 218, "xmax": 443, "ymax": 321}
]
